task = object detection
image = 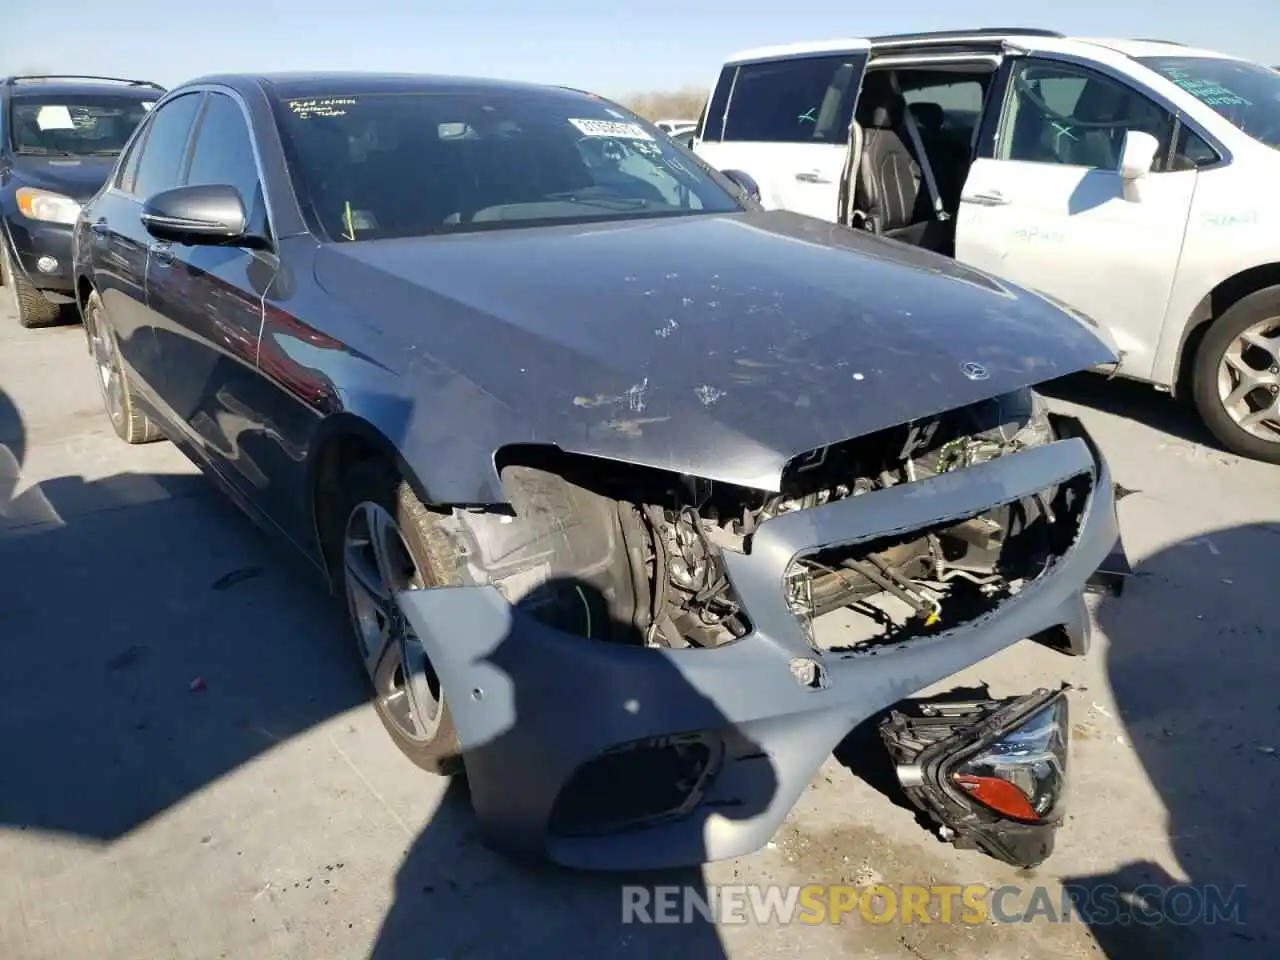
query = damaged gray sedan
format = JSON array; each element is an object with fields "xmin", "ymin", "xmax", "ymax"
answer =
[{"xmin": 71, "ymin": 71, "xmax": 1122, "ymax": 872}]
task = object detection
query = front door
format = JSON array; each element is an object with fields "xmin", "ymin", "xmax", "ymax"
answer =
[
  {"xmin": 694, "ymin": 47, "xmax": 868, "ymax": 221},
  {"xmin": 955, "ymin": 57, "xmax": 1198, "ymax": 380},
  {"xmin": 143, "ymin": 91, "xmax": 277, "ymax": 498},
  {"xmin": 93, "ymin": 91, "xmax": 203, "ymax": 391}
]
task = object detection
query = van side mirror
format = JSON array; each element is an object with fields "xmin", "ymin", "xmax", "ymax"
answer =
[
  {"xmin": 721, "ymin": 168, "xmax": 761, "ymax": 204},
  {"xmin": 1118, "ymin": 131, "xmax": 1158, "ymax": 181}
]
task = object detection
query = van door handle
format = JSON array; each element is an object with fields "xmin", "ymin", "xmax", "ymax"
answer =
[
  {"xmin": 962, "ymin": 190, "xmax": 1009, "ymax": 206},
  {"xmin": 149, "ymin": 241, "xmax": 175, "ymax": 265},
  {"xmin": 91, "ymin": 218, "xmax": 109, "ymax": 236},
  {"xmin": 795, "ymin": 170, "xmax": 832, "ymax": 184}
]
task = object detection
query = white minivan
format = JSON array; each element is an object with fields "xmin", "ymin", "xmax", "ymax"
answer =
[{"xmin": 694, "ymin": 29, "xmax": 1280, "ymax": 462}]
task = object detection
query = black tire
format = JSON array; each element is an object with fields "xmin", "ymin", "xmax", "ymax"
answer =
[
  {"xmin": 85, "ymin": 290, "xmax": 163, "ymax": 444},
  {"xmin": 1192, "ymin": 286, "xmax": 1280, "ymax": 464},
  {"xmin": 1, "ymin": 236, "xmax": 64, "ymax": 329},
  {"xmin": 333, "ymin": 459, "xmax": 465, "ymax": 775}
]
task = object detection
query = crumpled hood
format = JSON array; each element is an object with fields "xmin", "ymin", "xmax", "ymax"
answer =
[
  {"xmin": 7, "ymin": 155, "xmax": 116, "ymax": 201},
  {"xmin": 314, "ymin": 210, "xmax": 1115, "ymax": 489}
]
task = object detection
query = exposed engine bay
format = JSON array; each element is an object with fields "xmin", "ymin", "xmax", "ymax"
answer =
[{"xmin": 435, "ymin": 388, "xmax": 1085, "ymax": 649}]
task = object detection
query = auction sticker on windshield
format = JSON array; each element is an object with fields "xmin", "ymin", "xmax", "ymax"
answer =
[{"xmin": 569, "ymin": 118, "xmax": 654, "ymax": 140}]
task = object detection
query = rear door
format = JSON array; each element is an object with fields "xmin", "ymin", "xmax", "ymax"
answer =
[
  {"xmin": 954, "ymin": 56, "xmax": 1200, "ymax": 380},
  {"xmin": 143, "ymin": 89, "xmax": 278, "ymax": 497},
  {"xmin": 694, "ymin": 45, "xmax": 869, "ymax": 221}
]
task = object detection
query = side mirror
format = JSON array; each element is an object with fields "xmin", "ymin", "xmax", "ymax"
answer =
[
  {"xmin": 140, "ymin": 183, "xmax": 248, "ymax": 245},
  {"xmin": 720, "ymin": 168, "xmax": 761, "ymax": 204},
  {"xmin": 1118, "ymin": 131, "xmax": 1159, "ymax": 181}
]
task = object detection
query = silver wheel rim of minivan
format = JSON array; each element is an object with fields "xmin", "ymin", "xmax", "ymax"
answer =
[
  {"xmin": 1217, "ymin": 317, "xmax": 1280, "ymax": 443},
  {"xmin": 342, "ymin": 501, "xmax": 443, "ymax": 743},
  {"xmin": 89, "ymin": 312, "xmax": 126, "ymax": 428}
]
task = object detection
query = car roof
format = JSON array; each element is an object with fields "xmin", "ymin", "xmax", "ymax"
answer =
[
  {"xmin": 3, "ymin": 76, "xmax": 164, "ymax": 99},
  {"xmin": 721, "ymin": 30, "xmax": 1246, "ymax": 66},
  {"xmin": 177, "ymin": 72, "xmax": 595, "ymax": 102}
]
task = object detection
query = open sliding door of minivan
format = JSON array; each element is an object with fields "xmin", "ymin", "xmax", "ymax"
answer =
[{"xmin": 694, "ymin": 40, "xmax": 870, "ymax": 221}]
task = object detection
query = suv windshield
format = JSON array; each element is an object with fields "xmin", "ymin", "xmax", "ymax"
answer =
[
  {"xmin": 8, "ymin": 94, "xmax": 154, "ymax": 156},
  {"xmin": 1139, "ymin": 56, "xmax": 1280, "ymax": 148},
  {"xmin": 271, "ymin": 90, "xmax": 742, "ymax": 241}
]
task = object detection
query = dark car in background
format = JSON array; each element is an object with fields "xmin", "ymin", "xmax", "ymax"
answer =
[
  {"xmin": 72, "ymin": 72, "xmax": 1121, "ymax": 872},
  {"xmin": 1, "ymin": 75, "xmax": 163, "ymax": 327}
]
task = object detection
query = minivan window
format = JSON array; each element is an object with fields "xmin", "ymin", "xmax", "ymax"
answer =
[
  {"xmin": 1140, "ymin": 55, "xmax": 1280, "ymax": 148},
  {"xmin": 271, "ymin": 90, "xmax": 742, "ymax": 241},
  {"xmin": 722, "ymin": 54, "xmax": 867, "ymax": 144},
  {"xmin": 7, "ymin": 94, "xmax": 153, "ymax": 156}
]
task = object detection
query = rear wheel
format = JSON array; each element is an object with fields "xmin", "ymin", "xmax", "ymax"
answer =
[
  {"xmin": 335, "ymin": 460, "xmax": 464, "ymax": 775},
  {"xmin": 1, "ymin": 236, "xmax": 63, "ymax": 329},
  {"xmin": 1192, "ymin": 287, "xmax": 1280, "ymax": 464},
  {"xmin": 85, "ymin": 290, "xmax": 162, "ymax": 444}
]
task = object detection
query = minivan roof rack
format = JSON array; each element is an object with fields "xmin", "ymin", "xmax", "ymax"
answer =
[
  {"xmin": 3, "ymin": 75, "xmax": 165, "ymax": 91},
  {"xmin": 1128, "ymin": 38, "xmax": 1186, "ymax": 45},
  {"xmin": 870, "ymin": 28, "xmax": 1064, "ymax": 44}
]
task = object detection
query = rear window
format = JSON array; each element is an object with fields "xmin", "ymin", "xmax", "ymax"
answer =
[
  {"xmin": 271, "ymin": 90, "xmax": 741, "ymax": 241},
  {"xmin": 7, "ymin": 94, "xmax": 154, "ymax": 156}
]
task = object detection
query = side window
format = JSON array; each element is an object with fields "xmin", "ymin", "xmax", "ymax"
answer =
[
  {"xmin": 901, "ymin": 76, "xmax": 988, "ymax": 142},
  {"xmin": 724, "ymin": 55, "xmax": 865, "ymax": 144},
  {"xmin": 1171, "ymin": 123, "xmax": 1221, "ymax": 170},
  {"xmin": 997, "ymin": 60, "xmax": 1175, "ymax": 171},
  {"xmin": 699, "ymin": 66, "xmax": 735, "ymax": 142},
  {"xmin": 115, "ymin": 120, "xmax": 150, "ymax": 192},
  {"xmin": 132, "ymin": 92, "xmax": 202, "ymax": 201},
  {"xmin": 185, "ymin": 92, "xmax": 268, "ymax": 234}
]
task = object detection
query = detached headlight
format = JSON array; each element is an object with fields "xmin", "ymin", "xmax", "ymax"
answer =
[{"xmin": 15, "ymin": 187, "xmax": 82, "ymax": 225}]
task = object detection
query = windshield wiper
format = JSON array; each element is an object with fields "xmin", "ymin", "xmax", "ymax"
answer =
[
  {"xmin": 15, "ymin": 147, "xmax": 76, "ymax": 157},
  {"xmin": 542, "ymin": 191, "xmax": 650, "ymax": 209}
]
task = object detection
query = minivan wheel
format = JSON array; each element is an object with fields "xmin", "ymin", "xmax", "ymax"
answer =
[
  {"xmin": 1192, "ymin": 287, "xmax": 1280, "ymax": 464},
  {"xmin": 1, "ymin": 236, "xmax": 63, "ymax": 328},
  {"xmin": 85, "ymin": 290, "xmax": 163, "ymax": 444},
  {"xmin": 336, "ymin": 459, "xmax": 463, "ymax": 775}
]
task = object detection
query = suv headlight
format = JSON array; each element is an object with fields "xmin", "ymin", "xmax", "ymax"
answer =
[{"xmin": 15, "ymin": 187, "xmax": 82, "ymax": 225}]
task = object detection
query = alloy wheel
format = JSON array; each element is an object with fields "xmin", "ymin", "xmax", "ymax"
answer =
[
  {"xmin": 342, "ymin": 501, "xmax": 443, "ymax": 743},
  {"xmin": 1217, "ymin": 316, "xmax": 1280, "ymax": 444},
  {"xmin": 89, "ymin": 312, "xmax": 126, "ymax": 429}
]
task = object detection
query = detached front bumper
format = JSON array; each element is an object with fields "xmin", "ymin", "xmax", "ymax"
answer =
[{"xmin": 396, "ymin": 416, "xmax": 1120, "ymax": 871}]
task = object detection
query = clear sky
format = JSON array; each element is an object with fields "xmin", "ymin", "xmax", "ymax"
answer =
[{"xmin": 2, "ymin": 0, "xmax": 1277, "ymax": 98}]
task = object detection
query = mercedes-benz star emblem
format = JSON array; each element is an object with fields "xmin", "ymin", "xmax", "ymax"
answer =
[{"xmin": 960, "ymin": 361, "xmax": 989, "ymax": 381}]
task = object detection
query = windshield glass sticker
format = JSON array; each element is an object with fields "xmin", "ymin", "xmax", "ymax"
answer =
[
  {"xmin": 1158, "ymin": 67, "xmax": 1252, "ymax": 107},
  {"xmin": 287, "ymin": 97, "xmax": 358, "ymax": 119},
  {"xmin": 569, "ymin": 118, "xmax": 654, "ymax": 141},
  {"xmin": 35, "ymin": 106, "xmax": 75, "ymax": 130}
]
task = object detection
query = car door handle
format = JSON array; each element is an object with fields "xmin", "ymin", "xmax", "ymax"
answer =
[
  {"xmin": 961, "ymin": 190, "xmax": 1009, "ymax": 206},
  {"xmin": 149, "ymin": 241, "xmax": 175, "ymax": 265},
  {"xmin": 91, "ymin": 219, "xmax": 109, "ymax": 236},
  {"xmin": 794, "ymin": 170, "xmax": 832, "ymax": 184}
]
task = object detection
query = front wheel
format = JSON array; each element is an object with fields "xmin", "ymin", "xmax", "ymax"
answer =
[
  {"xmin": 335, "ymin": 460, "xmax": 464, "ymax": 775},
  {"xmin": 1192, "ymin": 287, "xmax": 1280, "ymax": 464},
  {"xmin": 1, "ymin": 236, "xmax": 63, "ymax": 329}
]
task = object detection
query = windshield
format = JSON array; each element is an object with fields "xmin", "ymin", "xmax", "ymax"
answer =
[
  {"xmin": 7, "ymin": 94, "xmax": 154, "ymax": 156},
  {"xmin": 271, "ymin": 90, "xmax": 742, "ymax": 241},
  {"xmin": 1139, "ymin": 56, "xmax": 1280, "ymax": 148}
]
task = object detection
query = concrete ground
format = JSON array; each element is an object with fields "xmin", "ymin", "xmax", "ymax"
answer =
[{"xmin": 1, "ymin": 297, "xmax": 1277, "ymax": 960}]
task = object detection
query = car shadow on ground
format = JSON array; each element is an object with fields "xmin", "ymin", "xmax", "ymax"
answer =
[
  {"xmin": 1064, "ymin": 522, "xmax": 1280, "ymax": 959},
  {"xmin": 0, "ymin": 385, "xmax": 743, "ymax": 958},
  {"xmin": 1038, "ymin": 372, "xmax": 1221, "ymax": 451}
]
